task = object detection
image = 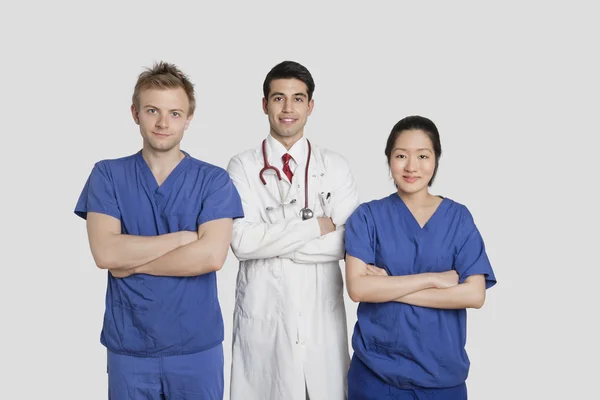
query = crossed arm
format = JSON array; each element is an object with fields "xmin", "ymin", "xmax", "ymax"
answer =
[
  {"xmin": 345, "ymin": 255, "xmax": 486, "ymax": 309},
  {"xmin": 86, "ymin": 212, "xmax": 233, "ymax": 277}
]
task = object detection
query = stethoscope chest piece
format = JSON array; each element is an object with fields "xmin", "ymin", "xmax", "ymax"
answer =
[{"xmin": 300, "ymin": 207, "xmax": 314, "ymax": 220}]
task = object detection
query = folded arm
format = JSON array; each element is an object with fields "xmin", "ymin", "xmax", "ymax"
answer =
[
  {"xmin": 119, "ymin": 218, "xmax": 234, "ymax": 277},
  {"xmin": 231, "ymin": 217, "xmax": 323, "ymax": 261},
  {"xmin": 280, "ymin": 228, "xmax": 345, "ymax": 264},
  {"xmin": 86, "ymin": 212, "xmax": 196, "ymax": 270},
  {"xmin": 345, "ymin": 255, "xmax": 445, "ymax": 303},
  {"xmin": 394, "ymin": 274, "xmax": 486, "ymax": 309}
]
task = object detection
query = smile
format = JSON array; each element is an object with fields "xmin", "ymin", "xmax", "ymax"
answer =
[{"xmin": 402, "ymin": 176, "xmax": 419, "ymax": 183}]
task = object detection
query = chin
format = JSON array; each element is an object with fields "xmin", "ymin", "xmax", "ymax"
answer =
[
  {"xmin": 150, "ymin": 142, "xmax": 177, "ymax": 152},
  {"xmin": 278, "ymin": 130, "xmax": 300, "ymax": 138},
  {"xmin": 396, "ymin": 183, "xmax": 427, "ymax": 195}
]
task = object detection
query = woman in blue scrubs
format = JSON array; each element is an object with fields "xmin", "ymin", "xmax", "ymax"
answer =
[{"xmin": 344, "ymin": 116, "xmax": 497, "ymax": 399}]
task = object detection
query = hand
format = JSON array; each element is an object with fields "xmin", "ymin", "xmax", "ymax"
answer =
[
  {"xmin": 180, "ymin": 230, "xmax": 199, "ymax": 246},
  {"xmin": 366, "ymin": 265, "xmax": 388, "ymax": 276},
  {"xmin": 109, "ymin": 268, "xmax": 135, "ymax": 278},
  {"xmin": 317, "ymin": 217, "xmax": 336, "ymax": 236},
  {"xmin": 431, "ymin": 270, "xmax": 459, "ymax": 289}
]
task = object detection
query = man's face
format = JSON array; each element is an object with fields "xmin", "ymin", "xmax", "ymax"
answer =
[
  {"xmin": 131, "ymin": 87, "xmax": 193, "ymax": 153},
  {"xmin": 263, "ymin": 78, "xmax": 314, "ymax": 143}
]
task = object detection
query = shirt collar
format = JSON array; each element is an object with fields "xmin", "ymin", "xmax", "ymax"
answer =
[{"xmin": 266, "ymin": 134, "xmax": 307, "ymax": 168}]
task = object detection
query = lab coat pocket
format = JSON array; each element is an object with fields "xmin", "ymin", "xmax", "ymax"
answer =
[
  {"xmin": 235, "ymin": 261, "xmax": 283, "ymax": 321},
  {"xmin": 317, "ymin": 190, "xmax": 333, "ymax": 218},
  {"xmin": 263, "ymin": 203, "xmax": 293, "ymax": 224}
]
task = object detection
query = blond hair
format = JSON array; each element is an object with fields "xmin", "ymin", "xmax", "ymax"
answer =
[{"xmin": 132, "ymin": 61, "xmax": 196, "ymax": 115}]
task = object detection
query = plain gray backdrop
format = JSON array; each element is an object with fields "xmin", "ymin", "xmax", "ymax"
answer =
[{"xmin": 2, "ymin": 1, "xmax": 598, "ymax": 399}]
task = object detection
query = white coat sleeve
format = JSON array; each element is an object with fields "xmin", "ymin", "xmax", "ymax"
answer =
[
  {"xmin": 227, "ymin": 155, "xmax": 322, "ymax": 261},
  {"xmin": 279, "ymin": 152, "xmax": 360, "ymax": 264}
]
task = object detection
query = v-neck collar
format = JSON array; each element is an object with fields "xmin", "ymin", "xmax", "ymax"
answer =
[
  {"xmin": 391, "ymin": 192, "xmax": 449, "ymax": 237},
  {"xmin": 135, "ymin": 150, "xmax": 191, "ymax": 196}
]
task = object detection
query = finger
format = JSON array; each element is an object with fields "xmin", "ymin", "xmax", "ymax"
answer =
[{"xmin": 375, "ymin": 266, "xmax": 387, "ymax": 276}]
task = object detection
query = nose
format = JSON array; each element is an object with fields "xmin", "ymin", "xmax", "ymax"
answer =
[
  {"xmin": 282, "ymin": 98, "xmax": 293, "ymax": 113},
  {"xmin": 404, "ymin": 156, "xmax": 418, "ymax": 172},
  {"xmin": 156, "ymin": 113, "xmax": 169, "ymax": 128}
]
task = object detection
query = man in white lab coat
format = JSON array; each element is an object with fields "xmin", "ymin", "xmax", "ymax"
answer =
[{"xmin": 227, "ymin": 61, "xmax": 360, "ymax": 400}]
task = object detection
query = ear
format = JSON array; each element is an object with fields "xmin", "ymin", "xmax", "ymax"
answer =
[
  {"xmin": 262, "ymin": 97, "xmax": 268, "ymax": 114},
  {"xmin": 184, "ymin": 114, "xmax": 194, "ymax": 130},
  {"xmin": 131, "ymin": 104, "xmax": 140, "ymax": 125},
  {"xmin": 307, "ymin": 98, "xmax": 314, "ymax": 116}
]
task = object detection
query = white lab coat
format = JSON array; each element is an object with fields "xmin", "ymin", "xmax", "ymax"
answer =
[{"xmin": 227, "ymin": 137, "xmax": 360, "ymax": 400}]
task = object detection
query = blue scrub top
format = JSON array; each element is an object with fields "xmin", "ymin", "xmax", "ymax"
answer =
[
  {"xmin": 345, "ymin": 193, "xmax": 496, "ymax": 389},
  {"xmin": 75, "ymin": 150, "xmax": 244, "ymax": 357}
]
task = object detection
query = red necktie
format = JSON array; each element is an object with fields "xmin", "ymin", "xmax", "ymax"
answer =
[{"xmin": 282, "ymin": 153, "xmax": 294, "ymax": 182}]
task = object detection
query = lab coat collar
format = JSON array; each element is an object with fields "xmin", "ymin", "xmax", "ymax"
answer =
[{"xmin": 266, "ymin": 134, "xmax": 308, "ymax": 170}]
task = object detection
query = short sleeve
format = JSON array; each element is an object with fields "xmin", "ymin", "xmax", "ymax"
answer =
[
  {"xmin": 197, "ymin": 168, "xmax": 244, "ymax": 225},
  {"xmin": 74, "ymin": 162, "xmax": 121, "ymax": 220},
  {"xmin": 455, "ymin": 206, "xmax": 497, "ymax": 289},
  {"xmin": 344, "ymin": 204, "xmax": 376, "ymax": 265}
]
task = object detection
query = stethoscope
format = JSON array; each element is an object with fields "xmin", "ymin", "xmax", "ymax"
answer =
[{"xmin": 259, "ymin": 139, "xmax": 314, "ymax": 220}]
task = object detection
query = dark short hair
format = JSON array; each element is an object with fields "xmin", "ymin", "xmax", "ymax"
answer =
[
  {"xmin": 263, "ymin": 61, "xmax": 315, "ymax": 101},
  {"xmin": 385, "ymin": 116, "xmax": 442, "ymax": 186}
]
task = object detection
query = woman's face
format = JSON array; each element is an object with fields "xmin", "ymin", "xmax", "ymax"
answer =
[{"xmin": 389, "ymin": 129, "xmax": 437, "ymax": 195}]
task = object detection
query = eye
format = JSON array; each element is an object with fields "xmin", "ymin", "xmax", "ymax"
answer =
[
  {"xmin": 419, "ymin": 155, "xmax": 429, "ymax": 159},
  {"xmin": 147, "ymin": 108, "xmax": 157, "ymax": 114},
  {"xmin": 171, "ymin": 111, "xmax": 180, "ymax": 117},
  {"xmin": 274, "ymin": 96, "xmax": 283, "ymax": 102},
  {"xmin": 295, "ymin": 97, "xmax": 304, "ymax": 102},
  {"xmin": 395, "ymin": 154, "xmax": 406, "ymax": 159}
]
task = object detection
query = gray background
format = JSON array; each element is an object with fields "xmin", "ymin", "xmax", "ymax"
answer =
[{"xmin": 2, "ymin": 1, "xmax": 598, "ymax": 399}]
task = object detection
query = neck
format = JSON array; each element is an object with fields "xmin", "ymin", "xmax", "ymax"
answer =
[
  {"xmin": 270, "ymin": 131, "xmax": 303, "ymax": 151},
  {"xmin": 141, "ymin": 144, "xmax": 184, "ymax": 173},
  {"xmin": 398, "ymin": 188, "xmax": 433, "ymax": 208}
]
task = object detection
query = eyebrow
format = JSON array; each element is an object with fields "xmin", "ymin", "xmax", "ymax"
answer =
[
  {"xmin": 269, "ymin": 92, "xmax": 308, "ymax": 98},
  {"xmin": 144, "ymin": 104, "xmax": 185, "ymax": 113},
  {"xmin": 393, "ymin": 147, "xmax": 433, "ymax": 152}
]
